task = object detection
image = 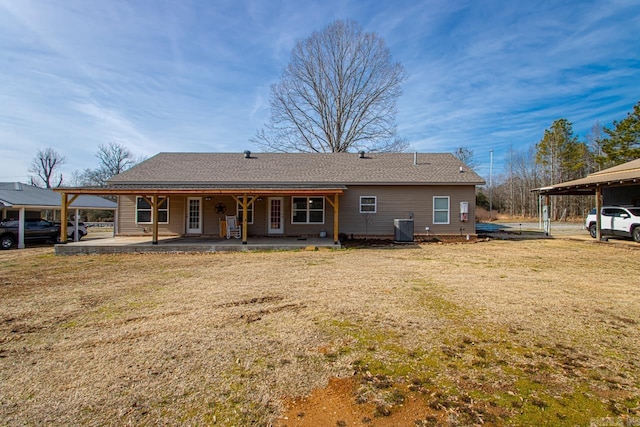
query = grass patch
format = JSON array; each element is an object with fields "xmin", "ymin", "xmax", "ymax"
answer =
[{"xmin": 1, "ymin": 241, "xmax": 639, "ymax": 425}]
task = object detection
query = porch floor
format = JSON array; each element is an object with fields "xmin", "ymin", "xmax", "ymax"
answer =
[{"xmin": 54, "ymin": 235, "xmax": 341, "ymax": 255}]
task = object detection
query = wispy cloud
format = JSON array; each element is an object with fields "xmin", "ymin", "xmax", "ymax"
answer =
[{"xmin": 0, "ymin": 0, "xmax": 638, "ymax": 181}]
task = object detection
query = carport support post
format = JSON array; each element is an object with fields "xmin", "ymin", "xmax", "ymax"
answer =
[
  {"xmin": 544, "ymin": 194, "xmax": 550, "ymax": 236},
  {"xmin": 596, "ymin": 186, "xmax": 602, "ymax": 240},
  {"xmin": 18, "ymin": 207, "xmax": 25, "ymax": 249},
  {"xmin": 73, "ymin": 208, "xmax": 80, "ymax": 242}
]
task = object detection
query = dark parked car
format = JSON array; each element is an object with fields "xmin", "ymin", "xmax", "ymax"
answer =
[{"xmin": 0, "ymin": 219, "xmax": 61, "ymax": 249}]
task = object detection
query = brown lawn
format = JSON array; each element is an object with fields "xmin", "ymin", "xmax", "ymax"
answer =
[{"xmin": 0, "ymin": 239, "xmax": 639, "ymax": 426}]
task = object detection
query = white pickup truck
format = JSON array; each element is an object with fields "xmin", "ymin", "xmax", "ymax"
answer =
[{"xmin": 585, "ymin": 206, "xmax": 640, "ymax": 242}]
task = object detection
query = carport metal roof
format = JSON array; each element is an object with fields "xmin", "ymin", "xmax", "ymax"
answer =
[
  {"xmin": 533, "ymin": 158, "xmax": 640, "ymax": 241},
  {"xmin": 534, "ymin": 158, "xmax": 640, "ymax": 196},
  {"xmin": 0, "ymin": 182, "xmax": 116, "ymax": 210}
]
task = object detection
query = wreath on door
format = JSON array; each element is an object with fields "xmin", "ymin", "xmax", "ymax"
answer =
[{"xmin": 215, "ymin": 202, "xmax": 226, "ymax": 214}]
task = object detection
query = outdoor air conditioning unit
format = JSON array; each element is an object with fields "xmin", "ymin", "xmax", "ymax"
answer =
[{"xmin": 394, "ymin": 218, "xmax": 414, "ymax": 242}]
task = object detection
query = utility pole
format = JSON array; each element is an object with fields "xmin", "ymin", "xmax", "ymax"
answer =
[
  {"xmin": 509, "ymin": 144, "xmax": 514, "ymax": 217},
  {"xmin": 489, "ymin": 149, "xmax": 493, "ymax": 220}
]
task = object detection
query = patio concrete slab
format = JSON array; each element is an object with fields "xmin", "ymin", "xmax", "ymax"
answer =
[{"xmin": 54, "ymin": 236, "xmax": 340, "ymax": 255}]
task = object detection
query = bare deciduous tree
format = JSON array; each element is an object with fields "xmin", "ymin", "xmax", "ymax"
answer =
[
  {"xmin": 80, "ymin": 143, "xmax": 139, "ymax": 187},
  {"xmin": 452, "ymin": 146, "xmax": 478, "ymax": 168},
  {"xmin": 29, "ymin": 147, "xmax": 65, "ymax": 188},
  {"xmin": 253, "ymin": 19, "xmax": 408, "ymax": 153}
]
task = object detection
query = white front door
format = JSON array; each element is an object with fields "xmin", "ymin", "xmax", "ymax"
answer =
[
  {"xmin": 268, "ymin": 197, "xmax": 284, "ymax": 234},
  {"xmin": 187, "ymin": 197, "xmax": 202, "ymax": 234}
]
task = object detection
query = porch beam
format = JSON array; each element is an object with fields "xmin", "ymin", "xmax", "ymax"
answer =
[
  {"xmin": 53, "ymin": 188, "xmax": 344, "ymax": 196},
  {"xmin": 230, "ymin": 195, "xmax": 257, "ymax": 209}
]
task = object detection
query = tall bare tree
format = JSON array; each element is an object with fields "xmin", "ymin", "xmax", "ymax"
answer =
[
  {"xmin": 253, "ymin": 19, "xmax": 408, "ymax": 153},
  {"xmin": 79, "ymin": 143, "xmax": 139, "ymax": 187},
  {"xmin": 586, "ymin": 121, "xmax": 606, "ymax": 171},
  {"xmin": 29, "ymin": 147, "xmax": 65, "ymax": 188},
  {"xmin": 535, "ymin": 119, "xmax": 589, "ymax": 219}
]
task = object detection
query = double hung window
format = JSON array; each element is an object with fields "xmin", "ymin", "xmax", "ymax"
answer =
[
  {"xmin": 359, "ymin": 196, "xmax": 377, "ymax": 213},
  {"xmin": 136, "ymin": 197, "xmax": 169, "ymax": 224},
  {"xmin": 433, "ymin": 196, "xmax": 450, "ymax": 224},
  {"xmin": 292, "ymin": 197, "xmax": 324, "ymax": 223}
]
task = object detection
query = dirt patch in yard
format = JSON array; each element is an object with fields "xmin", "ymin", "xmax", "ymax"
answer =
[
  {"xmin": 276, "ymin": 377, "xmax": 438, "ymax": 426},
  {"xmin": 1, "ymin": 240, "xmax": 639, "ymax": 425}
]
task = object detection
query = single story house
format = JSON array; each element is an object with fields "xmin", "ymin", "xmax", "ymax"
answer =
[
  {"xmin": 54, "ymin": 152, "xmax": 485, "ymax": 245},
  {"xmin": 0, "ymin": 182, "xmax": 117, "ymax": 248}
]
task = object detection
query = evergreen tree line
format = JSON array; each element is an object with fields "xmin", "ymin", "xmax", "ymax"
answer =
[{"xmin": 476, "ymin": 100, "xmax": 640, "ymax": 220}]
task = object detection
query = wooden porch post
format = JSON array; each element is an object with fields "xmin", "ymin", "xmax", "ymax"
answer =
[
  {"xmin": 242, "ymin": 193, "xmax": 248, "ymax": 244},
  {"xmin": 60, "ymin": 192, "xmax": 68, "ymax": 244},
  {"xmin": 324, "ymin": 194, "xmax": 340, "ymax": 245},
  {"xmin": 595, "ymin": 186, "xmax": 602, "ymax": 241},
  {"xmin": 333, "ymin": 194, "xmax": 339, "ymax": 245},
  {"xmin": 60, "ymin": 193, "xmax": 79, "ymax": 244},
  {"xmin": 152, "ymin": 195, "xmax": 159, "ymax": 245}
]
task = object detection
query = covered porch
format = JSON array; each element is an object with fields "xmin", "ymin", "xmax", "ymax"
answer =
[{"xmin": 54, "ymin": 185, "xmax": 345, "ymax": 248}]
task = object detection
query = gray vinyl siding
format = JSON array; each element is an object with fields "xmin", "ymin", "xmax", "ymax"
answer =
[
  {"xmin": 117, "ymin": 195, "xmax": 184, "ymax": 236},
  {"xmin": 203, "ymin": 196, "xmax": 236, "ymax": 236},
  {"xmin": 339, "ymin": 185, "xmax": 476, "ymax": 237},
  {"xmin": 116, "ymin": 185, "xmax": 476, "ymax": 238}
]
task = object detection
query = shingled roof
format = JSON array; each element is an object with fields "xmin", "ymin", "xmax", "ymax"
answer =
[{"xmin": 109, "ymin": 152, "xmax": 485, "ymax": 187}]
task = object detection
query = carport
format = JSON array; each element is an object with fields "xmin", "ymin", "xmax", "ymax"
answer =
[
  {"xmin": 535, "ymin": 159, "xmax": 640, "ymax": 240},
  {"xmin": 0, "ymin": 182, "xmax": 116, "ymax": 249}
]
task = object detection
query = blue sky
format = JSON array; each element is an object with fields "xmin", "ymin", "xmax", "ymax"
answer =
[{"xmin": 1, "ymin": 0, "xmax": 638, "ymax": 183}]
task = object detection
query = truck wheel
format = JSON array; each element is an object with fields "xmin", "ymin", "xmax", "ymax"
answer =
[
  {"xmin": 633, "ymin": 227, "xmax": 640, "ymax": 243},
  {"xmin": 588, "ymin": 224, "xmax": 597, "ymax": 238},
  {"xmin": 1, "ymin": 235, "xmax": 15, "ymax": 249}
]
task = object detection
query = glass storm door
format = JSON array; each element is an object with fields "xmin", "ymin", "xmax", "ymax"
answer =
[
  {"xmin": 268, "ymin": 197, "xmax": 284, "ymax": 234},
  {"xmin": 187, "ymin": 197, "xmax": 202, "ymax": 234}
]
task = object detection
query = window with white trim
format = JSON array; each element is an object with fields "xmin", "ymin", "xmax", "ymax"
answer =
[
  {"xmin": 292, "ymin": 197, "xmax": 324, "ymax": 224},
  {"xmin": 433, "ymin": 196, "xmax": 450, "ymax": 224},
  {"xmin": 359, "ymin": 196, "xmax": 377, "ymax": 213},
  {"xmin": 136, "ymin": 197, "xmax": 169, "ymax": 224},
  {"xmin": 236, "ymin": 197, "xmax": 254, "ymax": 224}
]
